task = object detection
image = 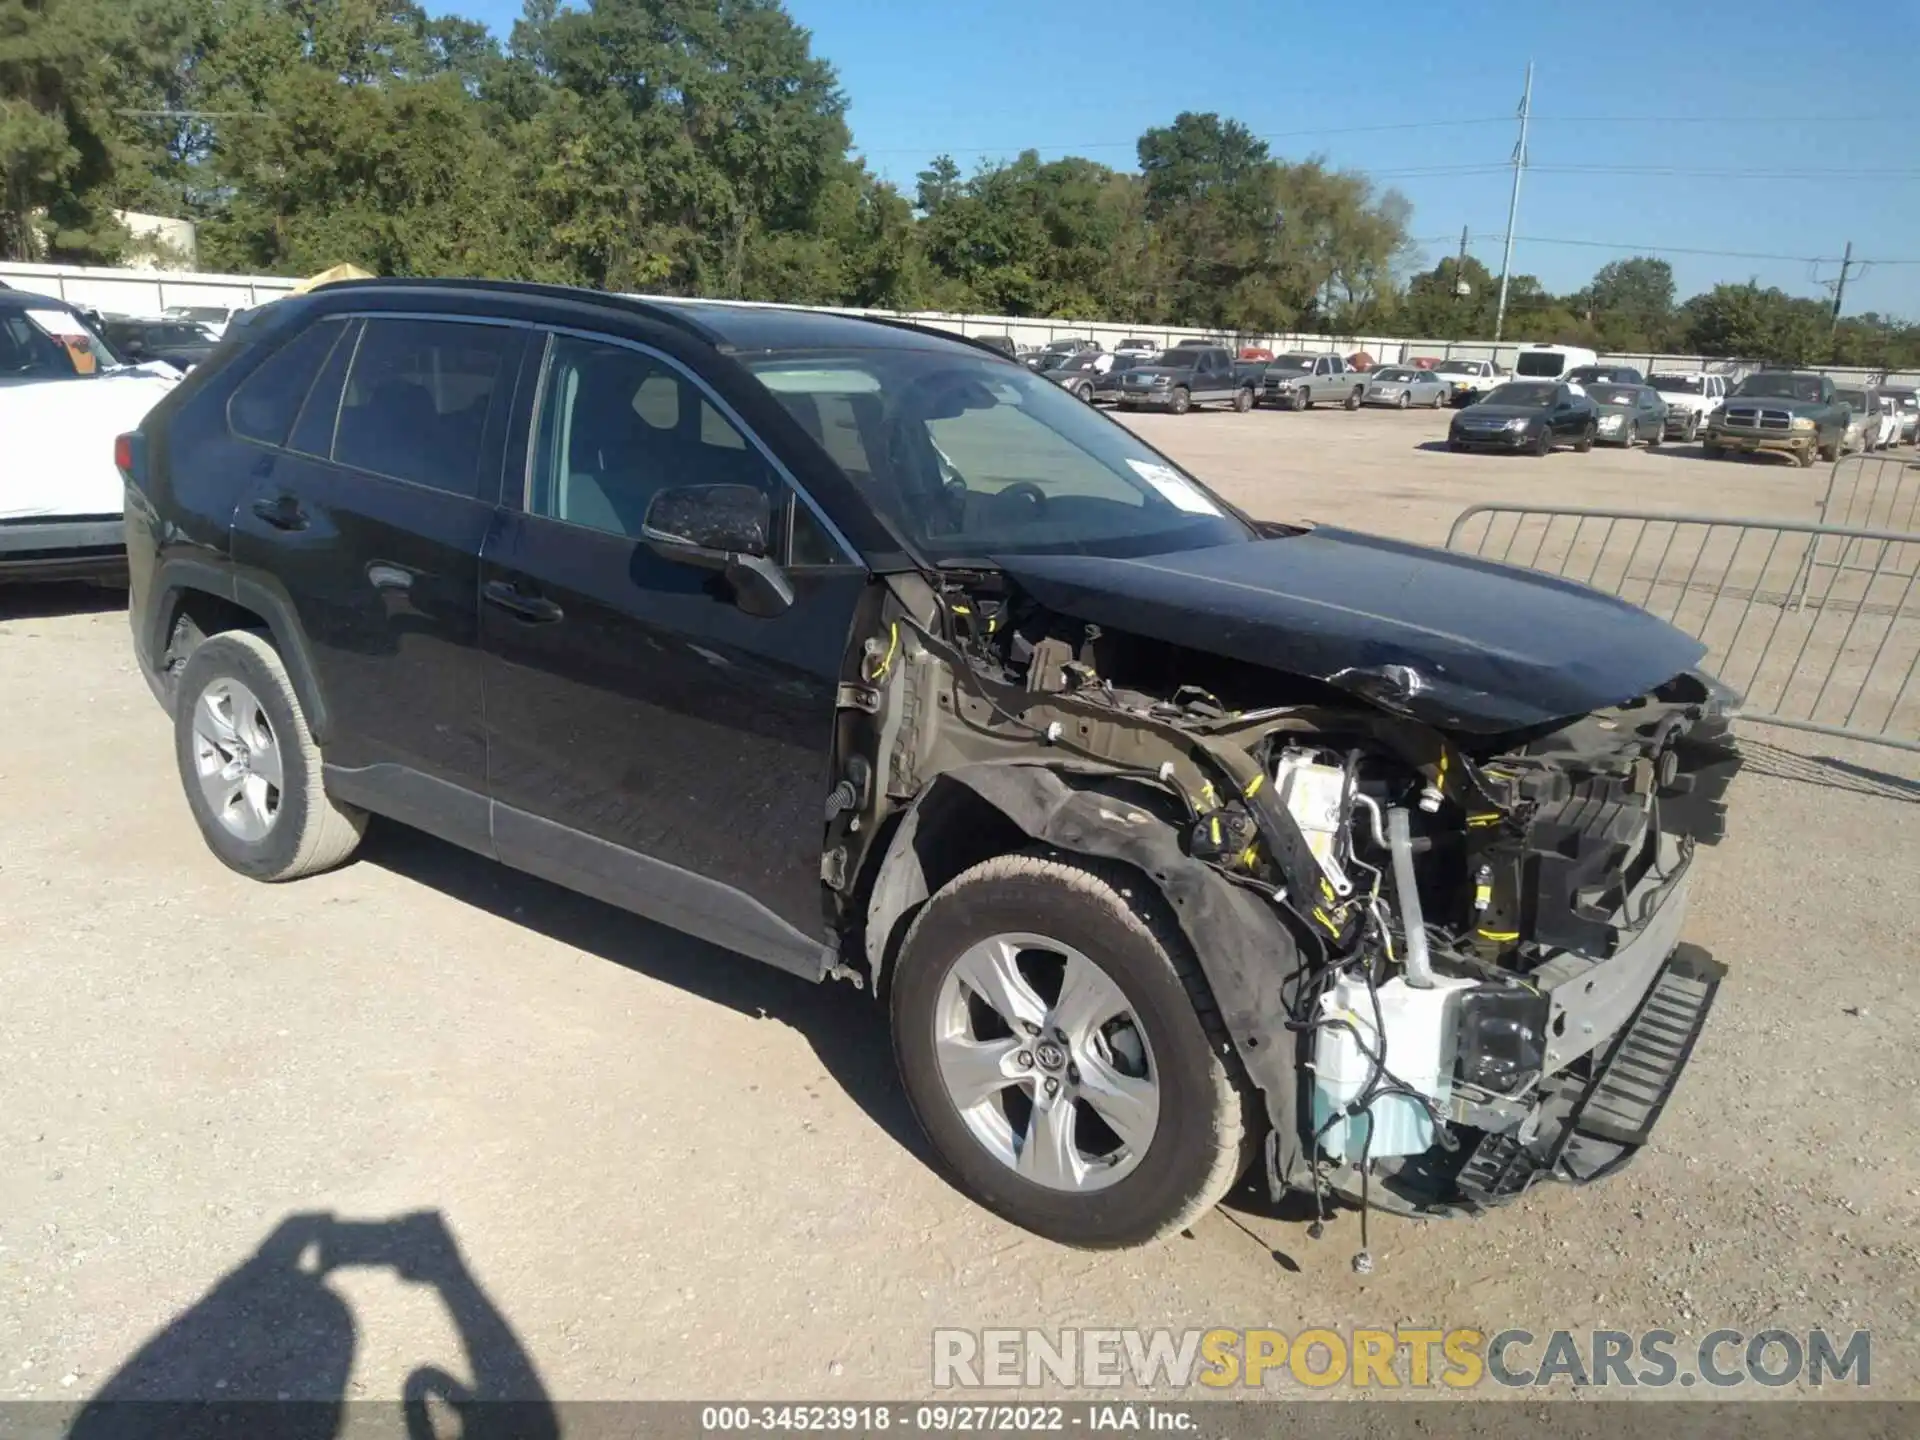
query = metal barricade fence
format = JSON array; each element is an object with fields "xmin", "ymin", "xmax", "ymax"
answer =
[{"xmin": 1446, "ymin": 504, "xmax": 1920, "ymax": 752}]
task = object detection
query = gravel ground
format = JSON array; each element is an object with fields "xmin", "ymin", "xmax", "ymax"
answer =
[{"xmin": 2, "ymin": 407, "xmax": 1917, "ymax": 1408}]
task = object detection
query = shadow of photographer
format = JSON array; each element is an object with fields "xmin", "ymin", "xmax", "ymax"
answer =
[{"xmin": 67, "ymin": 1210, "xmax": 556, "ymax": 1440}]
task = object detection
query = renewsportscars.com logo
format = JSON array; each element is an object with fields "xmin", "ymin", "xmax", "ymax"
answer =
[{"xmin": 932, "ymin": 1327, "xmax": 1871, "ymax": 1391}]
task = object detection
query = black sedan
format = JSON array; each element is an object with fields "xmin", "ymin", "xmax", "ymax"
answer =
[
  {"xmin": 100, "ymin": 317, "xmax": 219, "ymax": 372},
  {"xmin": 1448, "ymin": 381, "xmax": 1597, "ymax": 455}
]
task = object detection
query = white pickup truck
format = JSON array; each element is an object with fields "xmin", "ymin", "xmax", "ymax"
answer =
[
  {"xmin": 1648, "ymin": 372, "xmax": 1730, "ymax": 442},
  {"xmin": 1426, "ymin": 356, "xmax": 1506, "ymax": 407},
  {"xmin": 1, "ymin": 290, "xmax": 182, "ymax": 583}
]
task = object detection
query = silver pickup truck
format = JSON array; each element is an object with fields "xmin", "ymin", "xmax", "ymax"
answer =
[{"xmin": 1260, "ymin": 352, "xmax": 1365, "ymax": 410}]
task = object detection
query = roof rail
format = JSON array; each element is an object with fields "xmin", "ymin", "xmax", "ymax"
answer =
[{"xmin": 310, "ymin": 276, "xmax": 728, "ymax": 346}]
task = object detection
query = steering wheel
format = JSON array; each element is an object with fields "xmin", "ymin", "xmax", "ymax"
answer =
[{"xmin": 996, "ymin": 481, "xmax": 1050, "ymax": 513}]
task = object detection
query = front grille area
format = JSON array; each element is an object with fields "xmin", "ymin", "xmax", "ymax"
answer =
[{"xmin": 1722, "ymin": 406, "xmax": 1792, "ymax": 431}]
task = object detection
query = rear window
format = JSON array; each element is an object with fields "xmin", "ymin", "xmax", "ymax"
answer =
[
  {"xmin": 332, "ymin": 318, "xmax": 518, "ymax": 497},
  {"xmin": 1515, "ymin": 351, "xmax": 1569, "ymax": 377},
  {"xmin": 228, "ymin": 320, "xmax": 347, "ymax": 447},
  {"xmin": 1587, "ymin": 384, "xmax": 1640, "ymax": 406}
]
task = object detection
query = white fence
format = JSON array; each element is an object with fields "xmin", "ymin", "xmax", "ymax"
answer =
[{"xmin": 5, "ymin": 260, "xmax": 1914, "ymax": 388}]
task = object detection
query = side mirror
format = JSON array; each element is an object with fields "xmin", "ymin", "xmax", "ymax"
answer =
[{"xmin": 642, "ymin": 483, "xmax": 793, "ymax": 619}]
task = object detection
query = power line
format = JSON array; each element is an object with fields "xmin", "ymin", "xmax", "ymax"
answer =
[
  {"xmin": 857, "ymin": 116, "xmax": 1513, "ymax": 157},
  {"xmin": 1530, "ymin": 164, "xmax": 1920, "ymax": 180},
  {"xmin": 857, "ymin": 110, "xmax": 1902, "ymax": 159},
  {"xmin": 1531, "ymin": 112, "xmax": 1901, "ymax": 125},
  {"xmin": 1485, "ymin": 233, "xmax": 1839, "ymax": 263}
]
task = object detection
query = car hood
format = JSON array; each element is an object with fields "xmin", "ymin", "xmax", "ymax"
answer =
[
  {"xmin": 994, "ymin": 528, "xmax": 1707, "ymax": 734},
  {"xmin": 1456, "ymin": 403, "xmax": 1551, "ymax": 422}
]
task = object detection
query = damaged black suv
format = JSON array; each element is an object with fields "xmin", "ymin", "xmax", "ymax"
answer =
[{"xmin": 121, "ymin": 280, "xmax": 1741, "ymax": 1252}]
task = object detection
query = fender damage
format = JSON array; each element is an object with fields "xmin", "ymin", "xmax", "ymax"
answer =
[{"xmin": 828, "ymin": 546, "xmax": 1742, "ymax": 1219}]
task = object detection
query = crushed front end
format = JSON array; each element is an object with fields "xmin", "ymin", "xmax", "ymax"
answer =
[
  {"xmin": 1254, "ymin": 676, "xmax": 1744, "ymax": 1223},
  {"xmin": 844, "ymin": 558, "xmax": 1743, "ymax": 1245}
]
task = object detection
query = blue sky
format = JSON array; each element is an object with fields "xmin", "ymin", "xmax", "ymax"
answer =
[{"xmin": 434, "ymin": 0, "xmax": 1920, "ymax": 318}]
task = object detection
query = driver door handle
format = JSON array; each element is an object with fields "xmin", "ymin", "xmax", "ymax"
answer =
[
  {"xmin": 483, "ymin": 579, "xmax": 564, "ymax": 624},
  {"xmin": 250, "ymin": 494, "xmax": 308, "ymax": 531}
]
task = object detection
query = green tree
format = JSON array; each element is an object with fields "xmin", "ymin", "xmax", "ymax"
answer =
[
  {"xmin": 1577, "ymin": 256, "xmax": 1677, "ymax": 350},
  {"xmin": 1679, "ymin": 282, "xmax": 1828, "ymax": 363},
  {"xmin": 1, "ymin": 0, "xmax": 189, "ymax": 261}
]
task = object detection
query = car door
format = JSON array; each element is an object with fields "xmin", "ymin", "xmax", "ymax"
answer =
[
  {"xmin": 228, "ymin": 313, "xmax": 528, "ymax": 848},
  {"xmin": 1550, "ymin": 385, "xmax": 1583, "ymax": 440},
  {"xmin": 478, "ymin": 329, "xmax": 869, "ymax": 976}
]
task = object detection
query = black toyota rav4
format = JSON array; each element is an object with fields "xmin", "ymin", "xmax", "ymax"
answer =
[{"xmin": 121, "ymin": 280, "xmax": 1741, "ymax": 1254}]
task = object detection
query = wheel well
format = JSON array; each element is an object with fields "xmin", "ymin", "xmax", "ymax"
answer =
[
  {"xmin": 164, "ymin": 588, "xmax": 266, "ymax": 669},
  {"xmin": 858, "ymin": 778, "xmax": 1031, "ymax": 999}
]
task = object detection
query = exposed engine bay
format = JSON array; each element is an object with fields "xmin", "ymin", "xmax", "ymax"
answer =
[{"xmin": 831, "ymin": 562, "xmax": 1742, "ymax": 1250}]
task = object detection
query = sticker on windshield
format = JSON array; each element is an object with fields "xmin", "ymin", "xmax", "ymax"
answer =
[
  {"xmin": 25, "ymin": 308, "xmax": 93, "ymax": 340},
  {"xmin": 1126, "ymin": 459, "xmax": 1223, "ymax": 516}
]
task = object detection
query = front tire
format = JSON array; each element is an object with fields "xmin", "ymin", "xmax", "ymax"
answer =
[
  {"xmin": 1394, "ymin": 391, "xmax": 1410, "ymax": 410},
  {"xmin": 1233, "ymin": 386, "xmax": 1253, "ymax": 413},
  {"xmin": 1703, "ymin": 441, "xmax": 1724, "ymax": 458},
  {"xmin": 891, "ymin": 853, "xmax": 1249, "ymax": 1250},
  {"xmin": 173, "ymin": 631, "xmax": 366, "ymax": 882},
  {"xmin": 1170, "ymin": 386, "xmax": 1191, "ymax": 416},
  {"xmin": 1574, "ymin": 422, "xmax": 1596, "ymax": 453},
  {"xmin": 1298, "ymin": 387, "xmax": 1314, "ymax": 410},
  {"xmin": 1533, "ymin": 426, "xmax": 1554, "ymax": 457},
  {"xmin": 1344, "ymin": 387, "xmax": 1363, "ymax": 411}
]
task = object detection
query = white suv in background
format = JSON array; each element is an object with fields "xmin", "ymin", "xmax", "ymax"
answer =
[
  {"xmin": 1650, "ymin": 372, "xmax": 1729, "ymax": 442},
  {"xmin": 1, "ymin": 290, "xmax": 180, "ymax": 583}
]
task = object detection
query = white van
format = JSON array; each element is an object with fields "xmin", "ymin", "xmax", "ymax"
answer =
[{"xmin": 1511, "ymin": 343, "xmax": 1600, "ymax": 380}]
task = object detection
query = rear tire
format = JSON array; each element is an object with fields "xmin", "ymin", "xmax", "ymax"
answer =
[
  {"xmin": 173, "ymin": 631, "xmax": 366, "ymax": 882},
  {"xmin": 890, "ymin": 852, "xmax": 1250, "ymax": 1250}
]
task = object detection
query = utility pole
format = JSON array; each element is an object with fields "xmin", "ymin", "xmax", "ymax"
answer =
[
  {"xmin": 1828, "ymin": 240, "xmax": 1857, "ymax": 332},
  {"xmin": 1493, "ymin": 61, "xmax": 1533, "ymax": 344}
]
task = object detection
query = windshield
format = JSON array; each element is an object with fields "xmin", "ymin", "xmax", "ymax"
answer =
[
  {"xmin": 1834, "ymin": 389, "xmax": 1867, "ymax": 408},
  {"xmin": 1432, "ymin": 360, "xmax": 1479, "ymax": 375},
  {"xmin": 1372, "ymin": 368, "xmax": 1417, "ymax": 383},
  {"xmin": 0, "ymin": 303, "xmax": 124, "ymax": 376},
  {"xmin": 1651, "ymin": 374, "xmax": 1705, "ymax": 393},
  {"xmin": 748, "ymin": 349, "xmax": 1253, "ymax": 561},
  {"xmin": 1055, "ymin": 352, "xmax": 1102, "ymax": 372},
  {"xmin": 1733, "ymin": 373, "xmax": 1825, "ymax": 402},
  {"xmin": 1266, "ymin": 355, "xmax": 1315, "ymax": 373},
  {"xmin": 1587, "ymin": 384, "xmax": 1641, "ymax": 406},
  {"xmin": 1482, "ymin": 382, "xmax": 1558, "ymax": 408}
]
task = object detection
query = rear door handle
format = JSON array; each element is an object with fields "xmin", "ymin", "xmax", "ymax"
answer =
[
  {"xmin": 250, "ymin": 495, "xmax": 308, "ymax": 530},
  {"xmin": 482, "ymin": 579, "xmax": 563, "ymax": 623}
]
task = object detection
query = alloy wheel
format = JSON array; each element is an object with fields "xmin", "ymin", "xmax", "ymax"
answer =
[
  {"xmin": 933, "ymin": 933, "xmax": 1159, "ymax": 1193},
  {"xmin": 190, "ymin": 678, "xmax": 284, "ymax": 841}
]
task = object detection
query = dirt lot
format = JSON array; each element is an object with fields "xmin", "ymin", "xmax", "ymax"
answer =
[{"xmin": 3, "ymin": 405, "xmax": 1917, "ymax": 1407}]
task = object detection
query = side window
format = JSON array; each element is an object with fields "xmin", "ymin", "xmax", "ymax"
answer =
[
  {"xmin": 287, "ymin": 319, "xmax": 359, "ymax": 458},
  {"xmin": 529, "ymin": 334, "xmax": 826, "ymax": 563},
  {"xmin": 228, "ymin": 319, "xmax": 346, "ymax": 448},
  {"xmin": 333, "ymin": 318, "xmax": 517, "ymax": 496}
]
